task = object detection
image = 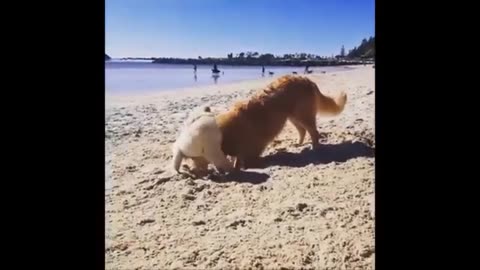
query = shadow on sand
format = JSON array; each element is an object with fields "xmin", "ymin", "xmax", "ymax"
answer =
[
  {"xmin": 208, "ymin": 141, "xmax": 374, "ymax": 184},
  {"xmin": 210, "ymin": 170, "xmax": 270, "ymax": 184},
  {"xmin": 263, "ymin": 141, "xmax": 374, "ymax": 167}
]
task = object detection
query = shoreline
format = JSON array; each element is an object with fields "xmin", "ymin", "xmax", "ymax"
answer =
[
  {"xmin": 106, "ymin": 58, "xmax": 373, "ymax": 67},
  {"xmin": 105, "ymin": 65, "xmax": 375, "ymax": 269},
  {"xmin": 106, "ymin": 64, "xmax": 368, "ymax": 105}
]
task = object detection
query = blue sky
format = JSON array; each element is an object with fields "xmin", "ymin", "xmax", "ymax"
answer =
[{"xmin": 106, "ymin": 0, "xmax": 375, "ymax": 58}]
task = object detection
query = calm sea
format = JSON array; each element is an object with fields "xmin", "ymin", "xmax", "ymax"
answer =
[{"xmin": 105, "ymin": 60, "xmax": 352, "ymax": 95}]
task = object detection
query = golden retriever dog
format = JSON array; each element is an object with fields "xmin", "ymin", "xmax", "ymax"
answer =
[
  {"xmin": 171, "ymin": 106, "xmax": 233, "ymax": 176},
  {"xmin": 214, "ymin": 75, "xmax": 347, "ymax": 170}
]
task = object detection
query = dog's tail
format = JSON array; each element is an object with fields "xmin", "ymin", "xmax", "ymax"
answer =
[
  {"xmin": 172, "ymin": 144, "xmax": 184, "ymax": 172},
  {"xmin": 315, "ymin": 88, "xmax": 347, "ymax": 116}
]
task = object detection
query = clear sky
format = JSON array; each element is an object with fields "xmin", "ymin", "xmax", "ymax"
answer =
[{"xmin": 106, "ymin": 0, "xmax": 375, "ymax": 58}]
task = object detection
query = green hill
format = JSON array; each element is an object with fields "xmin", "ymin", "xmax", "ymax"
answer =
[{"xmin": 348, "ymin": 37, "xmax": 375, "ymax": 59}]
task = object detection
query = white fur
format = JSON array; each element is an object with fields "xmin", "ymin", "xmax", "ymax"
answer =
[{"xmin": 172, "ymin": 106, "xmax": 232, "ymax": 173}]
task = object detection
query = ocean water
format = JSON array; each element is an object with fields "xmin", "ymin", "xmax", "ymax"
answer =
[{"xmin": 105, "ymin": 61, "xmax": 352, "ymax": 95}]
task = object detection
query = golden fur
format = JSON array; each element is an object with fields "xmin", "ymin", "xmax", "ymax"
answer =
[{"xmin": 215, "ymin": 75, "xmax": 347, "ymax": 169}]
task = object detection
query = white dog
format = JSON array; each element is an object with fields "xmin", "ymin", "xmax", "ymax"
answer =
[{"xmin": 172, "ymin": 106, "xmax": 233, "ymax": 175}]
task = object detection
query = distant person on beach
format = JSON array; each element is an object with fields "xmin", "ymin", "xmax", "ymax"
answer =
[
  {"xmin": 193, "ymin": 64, "xmax": 197, "ymax": 73},
  {"xmin": 262, "ymin": 66, "xmax": 265, "ymax": 74},
  {"xmin": 212, "ymin": 74, "xmax": 219, "ymax": 84},
  {"xmin": 213, "ymin": 64, "xmax": 218, "ymax": 71},
  {"xmin": 305, "ymin": 65, "xmax": 310, "ymax": 74}
]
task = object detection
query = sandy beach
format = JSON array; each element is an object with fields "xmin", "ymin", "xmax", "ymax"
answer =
[{"xmin": 105, "ymin": 65, "xmax": 375, "ymax": 269}]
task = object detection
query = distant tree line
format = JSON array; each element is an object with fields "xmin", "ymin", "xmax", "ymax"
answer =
[
  {"xmin": 152, "ymin": 57, "xmax": 363, "ymax": 66},
  {"xmin": 347, "ymin": 36, "xmax": 375, "ymax": 59},
  {"xmin": 106, "ymin": 36, "xmax": 375, "ymax": 65},
  {"xmin": 152, "ymin": 50, "xmax": 367, "ymax": 66}
]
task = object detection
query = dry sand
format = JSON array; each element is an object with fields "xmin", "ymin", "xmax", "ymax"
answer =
[{"xmin": 105, "ymin": 65, "xmax": 375, "ymax": 270}]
